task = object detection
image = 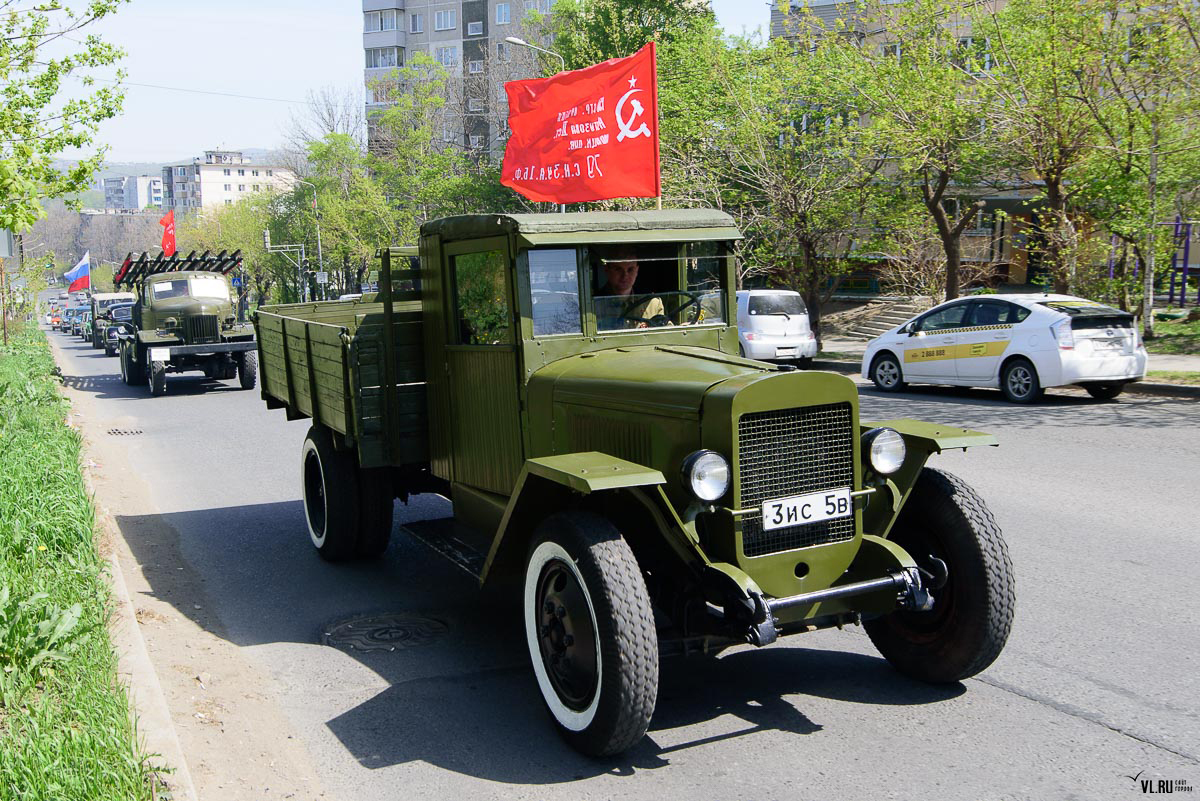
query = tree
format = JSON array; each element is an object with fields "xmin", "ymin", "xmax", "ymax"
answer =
[
  {"xmin": 977, "ymin": 0, "xmax": 1108, "ymax": 293},
  {"xmin": 677, "ymin": 27, "xmax": 885, "ymax": 344},
  {"xmin": 1068, "ymin": 0, "xmax": 1200, "ymax": 335},
  {"xmin": 822, "ymin": 0, "xmax": 996, "ymax": 301},
  {"xmin": 0, "ymin": 0, "xmax": 127, "ymax": 232},
  {"xmin": 551, "ymin": 0, "xmax": 715, "ymax": 69}
]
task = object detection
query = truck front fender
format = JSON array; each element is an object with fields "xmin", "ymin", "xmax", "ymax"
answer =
[
  {"xmin": 860, "ymin": 419, "xmax": 997, "ymax": 539},
  {"xmin": 480, "ymin": 452, "xmax": 666, "ymax": 585}
]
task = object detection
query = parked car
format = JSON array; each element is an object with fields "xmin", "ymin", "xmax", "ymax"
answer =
[
  {"xmin": 79, "ymin": 310, "xmax": 93, "ymax": 341},
  {"xmin": 736, "ymin": 289, "xmax": 818, "ymax": 365},
  {"xmin": 862, "ymin": 293, "xmax": 1148, "ymax": 402}
]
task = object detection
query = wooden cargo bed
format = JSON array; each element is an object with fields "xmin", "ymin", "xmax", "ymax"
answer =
[{"xmin": 255, "ymin": 296, "xmax": 428, "ymax": 469}]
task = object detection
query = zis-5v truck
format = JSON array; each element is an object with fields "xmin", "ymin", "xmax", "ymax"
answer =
[
  {"xmin": 254, "ymin": 210, "xmax": 1015, "ymax": 757},
  {"xmin": 113, "ymin": 250, "xmax": 257, "ymax": 396}
]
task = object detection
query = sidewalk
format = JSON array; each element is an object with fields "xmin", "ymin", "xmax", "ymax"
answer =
[{"xmin": 813, "ymin": 335, "xmax": 1200, "ymax": 399}]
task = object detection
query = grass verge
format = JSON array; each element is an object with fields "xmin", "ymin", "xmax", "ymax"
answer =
[
  {"xmin": 0, "ymin": 323, "xmax": 148, "ymax": 800},
  {"xmin": 1146, "ymin": 370, "xmax": 1200, "ymax": 386},
  {"xmin": 1145, "ymin": 316, "xmax": 1200, "ymax": 355}
]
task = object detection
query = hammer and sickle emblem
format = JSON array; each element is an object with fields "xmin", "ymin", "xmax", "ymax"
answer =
[{"xmin": 615, "ymin": 88, "xmax": 651, "ymax": 142}]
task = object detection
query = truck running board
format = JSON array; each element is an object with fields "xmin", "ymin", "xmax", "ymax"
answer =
[{"xmin": 400, "ymin": 518, "xmax": 487, "ymax": 579}]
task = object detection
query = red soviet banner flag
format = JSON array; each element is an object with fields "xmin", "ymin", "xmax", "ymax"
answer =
[
  {"xmin": 159, "ymin": 209, "xmax": 176, "ymax": 257},
  {"xmin": 502, "ymin": 42, "xmax": 660, "ymax": 204}
]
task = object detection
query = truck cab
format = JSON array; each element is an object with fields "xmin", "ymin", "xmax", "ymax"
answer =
[{"xmin": 256, "ymin": 210, "xmax": 1015, "ymax": 757}]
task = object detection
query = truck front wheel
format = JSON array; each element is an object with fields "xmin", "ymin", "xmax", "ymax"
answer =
[
  {"xmin": 148, "ymin": 359, "xmax": 166, "ymax": 396},
  {"xmin": 865, "ymin": 467, "xmax": 1015, "ymax": 683},
  {"xmin": 523, "ymin": 512, "xmax": 658, "ymax": 757},
  {"xmin": 237, "ymin": 351, "xmax": 258, "ymax": 390}
]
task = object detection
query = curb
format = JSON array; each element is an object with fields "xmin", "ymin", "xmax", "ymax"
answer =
[
  {"xmin": 46, "ymin": 328, "xmax": 199, "ymax": 801},
  {"xmin": 810, "ymin": 359, "xmax": 1200, "ymax": 399}
]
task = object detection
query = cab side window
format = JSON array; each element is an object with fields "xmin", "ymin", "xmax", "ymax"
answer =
[
  {"xmin": 528, "ymin": 248, "xmax": 581, "ymax": 336},
  {"xmin": 915, "ymin": 303, "xmax": 968, "ymax": 332},
  {"xmin": 452, "ymin": 250, "xmax": 512, "ymax": 345}
]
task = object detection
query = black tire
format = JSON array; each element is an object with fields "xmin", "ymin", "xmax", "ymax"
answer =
[
  {"xmin": 105, "ymin": 343, "xmax": 116, "ymax": 357},
  {"xmin": 870, "ymin": 352, "xmax": 906, "ymax": 392},
  {"xmin": 524, "ymin": 511, "xmax": 658, "ymax": 757},
  {"xmin": 796, "ymin": 356, "xmax": 814, "ymax": 369},
  {"xmin": 300, "ymin": 425, "xmax": 360, "ymax": 561},
  {"xmin": 354, "ymin": 468, "xmax": 394, "ymax": 558},
  {"xmin": 1084, "ymin": 383, "xmax": 1123, "ymax": 401},
  {"xmin": 238, "ymin": 351, "xmax": 258, "ymax": 390},
  {"xmin": 865, "ymin": 467, "xmax": 1015, "ymax": 683},
  {"xmin": 1000, "ymin": 357, "xmax": 1042, "ymax": 403},
  {"xmin": 148, "ymin": 358, "xmax": 166, "ymax": 396},
  {"xmin": 124, "ymin": 342, "xmax": 144, "ymax": 385},
  {"xmin": 119, "ymin": 342, "xmax": 129, "ymax": 383}
]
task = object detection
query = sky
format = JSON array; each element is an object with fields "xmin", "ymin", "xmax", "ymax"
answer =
[{"xmin": 68, "ymin": 0, "xmax": 772, "ymax": 165}]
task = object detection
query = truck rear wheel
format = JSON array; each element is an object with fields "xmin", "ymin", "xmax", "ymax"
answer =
[
  {"xmin": 301, "ymin": 426, "xmax": 360, "ymax": 561},
  {"xmin": 238, "ymin": 351, "xmax": 258, "ymax": 390},
  {"xmin": 354, "ymin": 468, "xmax": 393, "ymax": 558},
  {"xmin": 865, "ymin": 467, "xmax": 1014, "ymax": 683},
  {"xmin": 523, "ymin": 512, "xmax": 658, "ymax": 757}
]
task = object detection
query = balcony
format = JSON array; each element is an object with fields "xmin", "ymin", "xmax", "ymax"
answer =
[
  {"xmin": 364, "ymin": 29, "xmax": 405, "ymax": 48},
  {"xmin": 362, "ymin": 0, "xmax": 402, "ymax": 12}
]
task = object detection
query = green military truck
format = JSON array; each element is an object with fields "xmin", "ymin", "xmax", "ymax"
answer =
[
  {"xmin": 255, "ymin": 211, "xmax": 1014, "ymax": 757},
  {"xmin": 113, "ymin": 250, "xmax": 257, "ymax": 396}
]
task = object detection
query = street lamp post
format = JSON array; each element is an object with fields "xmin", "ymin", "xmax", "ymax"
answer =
[
  {"xmin": 504, "ymin": 36, "xmax": 568, "ymax": 215},
  {"xmin": 295, "ymin": 179, "xmax": 324, "ymax": 300}
]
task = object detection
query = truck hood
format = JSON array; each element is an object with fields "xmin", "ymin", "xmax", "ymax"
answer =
[{"xmin": 535, "ymin": 345, "xmax": 770, "ymax": 418}]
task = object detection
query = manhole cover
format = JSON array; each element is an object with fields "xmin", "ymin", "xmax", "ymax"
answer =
[
  {"xmin": 107, "ymin": 428, "xmax": 143, "ymax": 436},
  {"xmin": 322, "ymin": 614, "xmax": 448, "ymax": 653}
]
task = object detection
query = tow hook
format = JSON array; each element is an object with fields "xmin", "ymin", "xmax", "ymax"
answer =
[
  {"xmin": 747, "ymin": 593, "xmax": 778, "ymax": 647},
  {"xmin": 896, "ymin": 566, "xmax": 934, "ymax": 612}
]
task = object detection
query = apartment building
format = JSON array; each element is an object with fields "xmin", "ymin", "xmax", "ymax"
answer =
[
  {"xmin": 362, "ymin": 0, "xmax": 552, "ymax": 154},
  {"xmin": 160, "ymin": 150, "xmax": 295, "ymax": 214},
  {"xmin": 102, "ymin": 175, "xmax": 164, "ymax": 212}
]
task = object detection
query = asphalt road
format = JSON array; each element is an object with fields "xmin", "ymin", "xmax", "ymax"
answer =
[{"xmin": 44, "ymin": 320, "xmax": 1200, "ymax": 801}]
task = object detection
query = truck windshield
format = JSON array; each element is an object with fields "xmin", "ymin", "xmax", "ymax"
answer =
[
  {"xmin": 150, "ymin": 277, "xmax": 230, "ymax": 301},
  {"xmin": 591, "ymin": 241, "xmax": 728, "ymax": 332}
]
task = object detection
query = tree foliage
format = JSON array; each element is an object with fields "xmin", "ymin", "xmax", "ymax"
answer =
[{"xmin": 0, "ymin": 0, "xmax": 127, "ymax": 231}]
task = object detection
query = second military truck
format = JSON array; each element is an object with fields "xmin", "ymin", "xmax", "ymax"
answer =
[
  {"xmin": 113, "ymin": 250, "xmax": 257, "ymax": 396},
  {"xmin": 255, "ymin": 210, "xmax": 1015, "ymax": 757}
]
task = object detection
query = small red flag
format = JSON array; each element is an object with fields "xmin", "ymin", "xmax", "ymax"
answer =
[
  {"xmin": 502, "ymin": 42, "xmax": 660, "ymax": 204},
  {"xmin": 159, "ymin": 210, "xmax": 176, "ymax": 257}
]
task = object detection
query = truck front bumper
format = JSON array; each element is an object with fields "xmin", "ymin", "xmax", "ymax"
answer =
[{"xmin": 148, "ymin": 340, "xmax": 256, "ymax": 358}]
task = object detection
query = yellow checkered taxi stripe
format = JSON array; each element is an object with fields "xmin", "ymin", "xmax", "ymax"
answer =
[{"xmin": 904, "ymin": 324, "xmax": 1015, "ymax": 363}]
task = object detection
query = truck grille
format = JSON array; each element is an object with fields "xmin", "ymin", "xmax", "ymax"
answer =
[
  {"xmin": 737, "ymin": 402, "xmax": 856, "ymax": 557},
  {"xmin": 186, "ymin": 314, "xmax": 219, "ymax": 344}
]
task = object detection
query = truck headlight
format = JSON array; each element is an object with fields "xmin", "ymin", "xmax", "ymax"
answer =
[
  {"xmin": 682, "ymin": 450, "xmax": 730, "ymax": 502},
  {"xmin": 862, "ymin": 427, "xmax": 906, "ymax": 475}
]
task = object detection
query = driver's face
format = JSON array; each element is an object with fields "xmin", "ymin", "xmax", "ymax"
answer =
[{"xmin": 604, "ymin": 259, "xmax": 638, "ymax": 295}]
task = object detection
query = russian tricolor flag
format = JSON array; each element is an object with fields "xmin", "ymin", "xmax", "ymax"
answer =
[{"xmin": 65, "ymin": 251, "xmax": 90, "ymax": 292}]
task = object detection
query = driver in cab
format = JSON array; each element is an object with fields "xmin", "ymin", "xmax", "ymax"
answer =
[{"xmin": 594, "ymin": 247, "xmax": 665, "ymax": 330}]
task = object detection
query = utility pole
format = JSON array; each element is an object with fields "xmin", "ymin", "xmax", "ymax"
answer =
[{"xmin": 263, "ymin": 229, "xmax": 308, "ymax": 303}]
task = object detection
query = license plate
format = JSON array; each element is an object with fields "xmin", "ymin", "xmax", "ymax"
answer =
[
  {"xmin": 777, "ymin": 347, "xmax": 796, "ymax": 356},
  {"xmin": 150, "ymin": 347, "xmax": 171, "ymax": 362},
  {"xmin": 761, "ymin": 487, "xmax": 852, "ymax": 531},
  {"xmin": 1093, "ymin": 340, "xmax": 1122, "ymax": 351}
]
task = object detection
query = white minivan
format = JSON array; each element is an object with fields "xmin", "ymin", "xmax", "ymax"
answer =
[{"xmin": 736, "ymin": 289, "xmax": 818, "ymax": 364}]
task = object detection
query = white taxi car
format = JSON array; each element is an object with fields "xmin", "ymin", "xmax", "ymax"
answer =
[
  {"xmin": 861, "ymin": 294, "xmax": 1148, "ymax": 402},
  {"xmin": 736, "ymin": 289, "xmax": 818, "ymax": 364}
]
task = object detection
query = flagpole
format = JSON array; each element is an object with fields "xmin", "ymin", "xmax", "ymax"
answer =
[{"xmin": 650, "ymin": 42, "xmax": 662, "ymax": 211}]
